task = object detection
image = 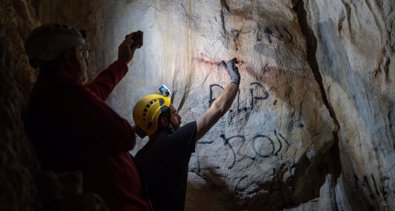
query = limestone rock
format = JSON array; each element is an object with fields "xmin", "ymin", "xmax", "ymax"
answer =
[
  {"xmin": 0, "ymin": 0, "xmax": 39, "ymax": 210},
  {"xmin": 107, "ymin": 0, "xmax": 338, "ymax": 210},
  {"xmin": 302, "ymin": 0, "xmax": 395, "ymax": 210},
  {"xmin": 1, "ymin": 0, "xmax": 395, "ymax": 210}
]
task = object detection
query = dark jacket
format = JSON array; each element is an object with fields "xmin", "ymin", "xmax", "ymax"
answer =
[{"xmin": 25, "ymin": 61, "xmax": 153, "ymax": 211}]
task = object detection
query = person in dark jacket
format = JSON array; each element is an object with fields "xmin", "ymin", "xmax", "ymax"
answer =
[
  {"xmin": 133, "ymin": 58, "xmax": 241, "ymax": 211},
  {"xmin": 24, "ymin": 23, "xmax": 153, "ymax": 211}
]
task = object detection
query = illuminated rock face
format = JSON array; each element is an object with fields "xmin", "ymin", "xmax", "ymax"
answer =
[
  {"xmin": 93, "ymin": 0, "xmax": 395, "ymax": 210},
  {"xmin": 112, "ymin": 1, "xmax": 337, "ymax": 210},
  {"xmin": 1, "ymin": 0, "xmax": 395, "ymax": 210}
]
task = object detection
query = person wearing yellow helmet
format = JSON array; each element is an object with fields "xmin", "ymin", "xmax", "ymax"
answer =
[
  {"xmin": 133, "ymin": 92, "xmax": 172, "ymax": 137},
  {"xmin": 24, "ymin": 24, "xmax": 153, "ymax": 211},
  {"xmin": 133, "ymin": 58, "xmax": 240, "ymax": 211}
]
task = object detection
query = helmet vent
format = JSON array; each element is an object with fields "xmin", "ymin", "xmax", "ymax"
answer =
[{"xmin": 133, "ymin": 94, "xmax": 171, "ymax": 136}]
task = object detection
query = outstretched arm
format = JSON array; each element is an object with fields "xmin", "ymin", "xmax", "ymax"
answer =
[
  {"xmin": 195, "ymin": 58, "xmax": 240, "ymax": 140},
  {"xmin": 87, "ymin": 32, "xmax": 141, "ymax": 100}
]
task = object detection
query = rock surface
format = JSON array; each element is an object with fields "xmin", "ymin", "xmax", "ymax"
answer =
[
  {"xmin": 0, "ymin": 0, "xmax": 394, "ymax": 210},
  {"xmin": 302, "ymin": 0, "xmax": 395, "ymax": 210},
  {"xmin": 0, "ymin": 1, "xmax": 39, "ymax": 210}
]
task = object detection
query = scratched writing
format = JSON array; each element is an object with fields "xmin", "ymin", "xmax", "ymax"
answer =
[
  {"xmin": 198, "ymin": 131, "xmax": 291, "ymax": 170},
  {"xmin": 256, "ymin": 25, "xmax": 293, "ymax": 44},
  {"xmin": 209, "ymin": 82, "xmax": 269, "ymax": 112},
  {"xmin": 253, "ymin": 130, "xmax": 290, "ymax": 158}
]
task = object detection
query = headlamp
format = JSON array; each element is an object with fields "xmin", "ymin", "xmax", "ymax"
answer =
[{"xmin": 159, "ymin": 85, "xmax": 171, "ymax": 97}]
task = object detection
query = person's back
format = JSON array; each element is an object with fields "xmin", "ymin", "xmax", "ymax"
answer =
[
  {"xmin": 24, "ymin": 23, "xmax": 152, "ymax": 211},
  {"xmin": 135, "ymin": 121, "xmax": 197, "ymax": 211},
  {"xmin": 133, "ymin": 60, "xmax": 241, "ymax": 211}
]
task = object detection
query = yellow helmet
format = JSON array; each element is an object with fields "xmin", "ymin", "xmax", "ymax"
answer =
[{"xmin": 133, "ymin": 94, "xmax": 171, "ymax": 137}]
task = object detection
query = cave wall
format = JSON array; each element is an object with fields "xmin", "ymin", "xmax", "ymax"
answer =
[
  {"xmin": 0, "ymin": 0, "xmax": 394, "ymax": 210},
  {"xmin": 114, "ymin": 1, "xmax": 338, "ymax": 210},
  {"xmin": 0, "ymin": 0, "xmax": 39, "ymax": 210},
  {"xmin": 302, "ymin": 0, "xmax": 395, "ymax": 210}
]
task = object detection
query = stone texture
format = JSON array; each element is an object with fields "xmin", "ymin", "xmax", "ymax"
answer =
[
  {"xmin": 301, "ymin": 0, "xmax": 395, "ymax": 210},
  {"xmin": 0, "ymin": 0, "xmax": 394, "ymax": 210},
  {"xmin": 101, "ymin": 0, "xmax": 338, "ymax": 210},
  {"xmin": 0, "ymin": 0, "xmax": 39, "ymax": 210}
]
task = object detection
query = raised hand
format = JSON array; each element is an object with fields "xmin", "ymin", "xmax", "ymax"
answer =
[{"xmin": 221, "ymin": 58, "xmax": 240, "ymax": 85}]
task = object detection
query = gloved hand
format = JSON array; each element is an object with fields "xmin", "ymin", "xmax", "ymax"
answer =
[{"xmin": 221, "ymin": 58, "xmax": 240, "ymax": 85}]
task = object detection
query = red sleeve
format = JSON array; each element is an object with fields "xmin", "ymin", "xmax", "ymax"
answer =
[
  {"xmin": 54, "ymin": 76, "xmax": 136, "ymax": 152},
  {"xmin": 87, "ymin": 60, "xmax": 129, "ymax": 101}
]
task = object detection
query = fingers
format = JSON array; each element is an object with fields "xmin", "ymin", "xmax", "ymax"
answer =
[
  {"xmin": 126, "ymin": 31, "xmax": 143, "ymax": 49},
  {"xmin": 230, "ymin": 57, "xmax": 239, "ymax": 64},
  {"xmin": 125, "ymin": 31, "xmax": 136, "ymax": 39},
  {"xmin": 226, "ymin": 58, "xmax": 238, "ymax": 70},
  {"xmin": 118, "ymin": 36, "xmax": 134, "ymax": 64},
  {"xmin": 220, "ymin": 59, "xmax": 238, "ymax": 71},
  {"xmin": 221, "ymin": 59, "xmax": 237, "ymax": 65},
  {"xmin": 220, "ymin": 61, "xmax": 227, "ymax": 68},
  {"xmin": 122, "ymin": 36, "xmax": 134, "ymax": 48}
]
